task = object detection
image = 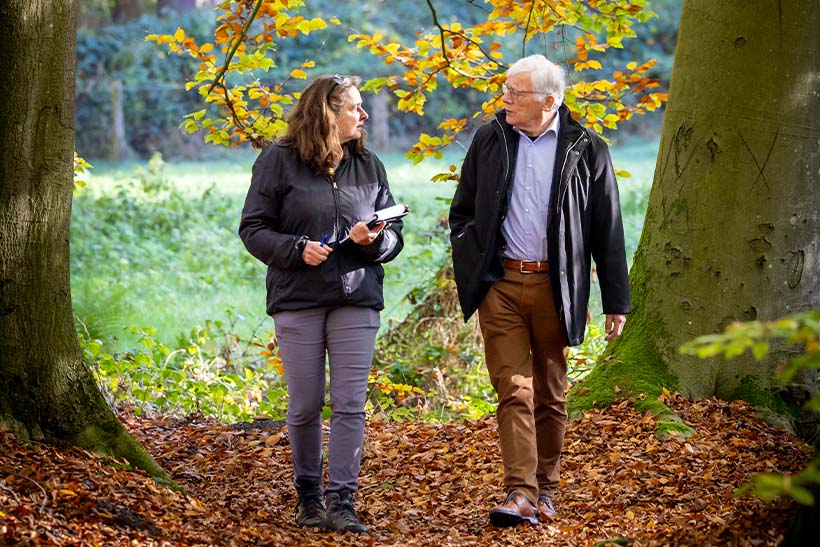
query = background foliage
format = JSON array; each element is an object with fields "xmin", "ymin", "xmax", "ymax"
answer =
[{"xmin": 75, "ymin": 0, "xmax": 680, "ymax": 159}]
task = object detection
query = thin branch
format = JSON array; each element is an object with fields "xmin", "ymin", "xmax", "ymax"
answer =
[
  {"xmin": 425, "ymin": 0, "xmax": 502, "ymax": 80},
  {"xmin": 0, "ymin": 470, "xmax": 48, "ymax": 513},
  {"xmin": 523, "ymin": 0, "xmax": 536, "ymax": 58},
  {"xmin": 0, "ymin": 481, "xmax": 21, "ymax": 503},
  {"xmin": 458, "ymin": 0, "xmax": 492, "ymax": 15},
  {"xmin": 207, "ymin": 0, "xmax": 266, "ymax": 96}
]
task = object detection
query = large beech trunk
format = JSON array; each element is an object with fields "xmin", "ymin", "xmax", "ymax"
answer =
[
  {"xmin": 0, "ymin": 0, "xmax": 169, "ymax": 482},
  {"xmin": 572, "ymin": 0, "xmax": 819, "ymax": 425}
]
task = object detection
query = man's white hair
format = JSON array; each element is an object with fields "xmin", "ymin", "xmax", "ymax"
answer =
[{"xmin": 507, "ymin": 55, "xmax": 565, "ymax": 109}]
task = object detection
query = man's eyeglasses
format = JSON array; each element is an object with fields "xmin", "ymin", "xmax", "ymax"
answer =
[{"xmin": 501, "ymin": 83, "xmax": 541, "ymax": 101}]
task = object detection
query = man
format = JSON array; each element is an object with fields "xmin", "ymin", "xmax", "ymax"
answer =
[{"xmin": 449, "ymin": 55, "xmax": 631, "ymax": 527}]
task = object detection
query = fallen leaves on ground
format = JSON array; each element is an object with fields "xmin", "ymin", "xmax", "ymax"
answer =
[{"xmin": 0, "ymin": 395, "xmax": 812, "ymax": 546}]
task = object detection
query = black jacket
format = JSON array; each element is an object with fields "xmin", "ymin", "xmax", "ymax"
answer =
[
  {"xmin": 239, "ymin": 142, "xmax": 403, "ymax": 316},
  {"xmin": 449, "ymin": 106, "xmax": 630, "ymax": 346}
]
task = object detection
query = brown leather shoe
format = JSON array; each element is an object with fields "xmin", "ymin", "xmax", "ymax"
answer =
[
  {"xmin": 489, "ymin": 492, "xmax": 539, "ymax": 527},
  {"xmin": 537, "ymin": 493, "xmax": 556, "ymax": 519}
]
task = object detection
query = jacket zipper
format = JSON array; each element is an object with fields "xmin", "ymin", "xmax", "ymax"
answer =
[
  {"xmin": 552, "ymin": 131, "xmax": 586, "ymax": 321},
  {"xmin": 327, "ymin": 169, "xmax": 349, "ymax": 297},
  {"xmin": 556, "ymin": 132, "xmax": 586, "ymax": 213},
  {"xmin": 328, "ymin": 170, "xmax": 341, "ymax": 243}
]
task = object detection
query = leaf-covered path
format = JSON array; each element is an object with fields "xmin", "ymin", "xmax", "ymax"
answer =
[{"xmin": 1, "ymin": 395, "xmax": 811, "ymax": 546}]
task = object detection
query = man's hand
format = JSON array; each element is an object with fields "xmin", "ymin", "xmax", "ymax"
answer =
[
  {"xmin": 348, "ymin": 220, "xmax": 385, "ymax": 246},
  {"xmin": 604, "ymin": 314, "xmax": 626, "ymax": 341},
  {"xmin": 302, "ymin": 240, "xmax": 332, "ymax": 266}
]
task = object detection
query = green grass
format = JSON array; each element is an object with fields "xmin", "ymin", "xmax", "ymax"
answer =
[{"xmin": 71, "ymin": 141, "xmax": 657, "ymax": 351}]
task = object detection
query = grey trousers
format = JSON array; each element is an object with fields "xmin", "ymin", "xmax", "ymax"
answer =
[{"xmin": 273, "ymin": 305, "xmax": 380, "ymax": 493}]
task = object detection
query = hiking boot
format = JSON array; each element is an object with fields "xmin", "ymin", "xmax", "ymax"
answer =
[
  {"xmin": 294, "ymin": 476, "xmax": 326, "ymax": 528},
  {"xmin": 537, "ymin": 492, "xmax": 556, "ymax": 519},
  {"xmin": 325, "ymin": 489, "xmax": 368, "ymax": 533}
]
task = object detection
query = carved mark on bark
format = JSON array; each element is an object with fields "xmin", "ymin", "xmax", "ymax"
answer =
[
  {"xmin": 787, "ymin": 250, "xmax": 805, "ymax": 289},
  {"xmin": 706, "ymin": 134, "xmax": 719, "ymax": 162},
  {"xmin": 748, "ymin": 238, "xmax": 772, "ymax": 253},
  {"xmin": 738, "ymin": 127, "xmax": 779, "ymax": 192},
  {"xmin": 673, "ymin": 123, "xmax": 695, "ymax": 178}
]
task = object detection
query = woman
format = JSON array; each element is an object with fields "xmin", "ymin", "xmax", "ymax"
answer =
[{"xmin": 238, "ymin": 74, "xmax": 403, "ymax": 533}]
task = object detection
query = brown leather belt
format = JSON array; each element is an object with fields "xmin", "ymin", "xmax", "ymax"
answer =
[{"xmin": 503, "ymin": 258, "xmax": 549, "ymax": 273}]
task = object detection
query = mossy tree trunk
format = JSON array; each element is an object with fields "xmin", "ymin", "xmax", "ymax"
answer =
[
  {"xmin": 571, "ymin": 0, "xmax": 820, "ymax": 422},
  {"xmin": 0, "ymin": 0, "xmax": 170, "ymax": 482}
]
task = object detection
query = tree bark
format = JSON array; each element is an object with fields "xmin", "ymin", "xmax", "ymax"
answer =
[
  {"xmin": 111, "ymin": 0, "xmax": 143, "ymax": 23},
  {"xmin": 369, "ymin": 88, "xmax": 391, "ymax": 151},
  {"xmin": 571, "ymin": 1, "xmax": 820, "ymax": 424},
  {"xmin": 0, "ymin": 0, "xmax": 170, "ymax": 483},
  {"xmin": 158, "ymin": 0, "xmax": 197, "ymax": 16},
  {"xmin": 110, "ymin": 79, "xmax": 137, "ymax": 162}
]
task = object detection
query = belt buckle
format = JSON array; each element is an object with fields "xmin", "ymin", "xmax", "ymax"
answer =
[{"xmin": 520, "ymin": 261, "xmax": 535, "ymax": 274}]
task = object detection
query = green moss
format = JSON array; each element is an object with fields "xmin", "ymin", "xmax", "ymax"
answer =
[
  {"xmin": 731, "ymin": 375, "xmax": 792, "ymax": 415},
  {"xmin": 632, "ymin": 398, "xmax": 673, "ymax": 417},
  {"xmin": 73, "ymin": 423, "xmax": 179, "ymax": 490},
  {"xmin": 568, "ymin": 306, "xmax": 677, "ymax": 419},
  {"xmin": 656, "ymin": 420, "xmax": 695, "ymax": 439}
]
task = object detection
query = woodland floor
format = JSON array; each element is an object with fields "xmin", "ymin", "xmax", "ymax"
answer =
[{"xmin": 0, "ymin": 394, "xmax": 813, "ymax": 547}]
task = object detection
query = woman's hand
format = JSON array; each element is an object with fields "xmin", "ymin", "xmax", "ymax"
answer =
[
  {"xmin": 348, "ymin": 221, "xmax": 385, "ymax": 246},
  {"xmin": 302, "ymin": 240, "xmax": 332, "ymax": 266}
]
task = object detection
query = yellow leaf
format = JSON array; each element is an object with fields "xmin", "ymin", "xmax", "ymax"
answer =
[
  {"xmin": 626, "ymin": 61, "xmax": 637, "ymax": 71},
  {"xmin": 199, "ymin": 43, "xmax": 214, "ymax": 54},
  {"xmin": 60, "ymin": 489, "xmax": 78, "ymax": 497},
  {"xmin": 626, "ymin": 510, "xmax": 635, "ymax": 519},
  {"xmin": 290, "ymin": 69, "xmax": 307, "ymax": 79},
  {"xmin": 174, "ymin": 27, "xmax": 185, "ymax": 42}
]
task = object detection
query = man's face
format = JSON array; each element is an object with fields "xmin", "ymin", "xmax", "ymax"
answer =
[
  {"xmin": 502, "ymin": 71, "xmax": 554, "ymax": 135},
  {"xmin": 336, "ymin": 86, "xmax": 369, "ymax": 144}
]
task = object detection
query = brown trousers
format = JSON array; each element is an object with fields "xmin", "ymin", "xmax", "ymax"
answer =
[{"xmin": 478, "ymin": 268, "xmax": 568, "ymax": 503}]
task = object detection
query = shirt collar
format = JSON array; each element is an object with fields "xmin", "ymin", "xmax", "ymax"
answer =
[{"xmin": 513, "ymin": 111, "xmax": 560, "ymax": 142}]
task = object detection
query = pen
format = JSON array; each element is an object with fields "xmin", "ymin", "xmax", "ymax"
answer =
[{"xmin": 320, "ymin": 234, "xmax": 328, "ymax": 247}]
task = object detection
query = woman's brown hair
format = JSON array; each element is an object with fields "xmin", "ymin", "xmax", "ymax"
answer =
[{"xmin": 281, "ymin": 74, "xmax": 367, "ymax": 175}]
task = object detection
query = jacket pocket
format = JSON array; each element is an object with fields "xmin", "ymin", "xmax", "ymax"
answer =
[{"xmin": 451, "ymin": 222, "xmax": 484, "ymax": 286}]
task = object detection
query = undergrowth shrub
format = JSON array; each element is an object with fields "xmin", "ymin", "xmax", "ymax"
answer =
[
  {"xmin": 79, "ymin": 311, "xmax": 288, "ymax": 422},
  {"xmin": 71, "ymin": 153, "xmax": 261, "ymax": 344}
]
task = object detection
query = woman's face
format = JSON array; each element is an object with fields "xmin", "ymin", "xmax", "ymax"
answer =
[{"xmin": 336, "ymin": 86, "xmax": 369, "ymax": 144}]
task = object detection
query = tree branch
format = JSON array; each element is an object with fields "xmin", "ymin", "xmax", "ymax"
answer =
[
  {"xmin": 207, "ymin": 0, "xmax": 265, "ymax": 96},
  {"xmin": 523, "ymin": 0, "xmax": 536, "ymax": 58},
  {"xmin": 425, "ymin": 0, "xmax": 504, "ymax": 80}
]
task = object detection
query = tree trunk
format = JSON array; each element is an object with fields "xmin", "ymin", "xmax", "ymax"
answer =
[
  {"xmin": 369, "ymin": 88, "xmax": 391, "ymax": 151},
  {"xmin": 110, "ymin": 79, "xmax": 137, "ymax": 162},
  {"xmin": 0, "ymin": 0, "xmax": 169, "ymax": 483},
  {"xmin": 111, "ymin": 0, "xmax": 143, "ymax": 23},
  {"xmin": 158, "ymin": 0, "xmax": 197, "ymax": 16},
  {"xmin": 571, "ymin": 0, "xmax": 820, "ymax": 424}
]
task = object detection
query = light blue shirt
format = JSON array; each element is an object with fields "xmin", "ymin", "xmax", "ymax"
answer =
[{"xmin": 501, "ymin": 113, "xmax": 560, "ymax": 262}]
